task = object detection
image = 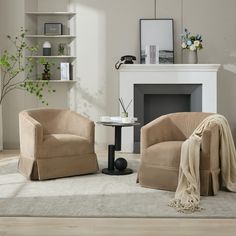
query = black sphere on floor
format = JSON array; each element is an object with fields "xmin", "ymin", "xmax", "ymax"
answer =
[{"xmin": 115, "ymin": 158, "xmax": 128, "ymax": 171}]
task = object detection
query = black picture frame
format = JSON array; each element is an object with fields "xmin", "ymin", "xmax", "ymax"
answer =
[
  {"xmin": 140, "ymin": 18, "xmax": 174, "ymax": 64},
  {"xmin": 44, "ymin": 23, "xmax": 63, "ymax": 35}
]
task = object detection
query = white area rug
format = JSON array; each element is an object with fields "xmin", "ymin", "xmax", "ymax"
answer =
[{"xmin": 0, "ymin": 153, "xmax": 236, "ymax": 217}]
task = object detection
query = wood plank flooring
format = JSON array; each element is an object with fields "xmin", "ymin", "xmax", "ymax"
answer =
[
  {"xmin": 1, "ymin": 150, "xmax": 236, "ymax": 235},
  {"xmin": 0, "ymin": 149, "xmax": 19, "ymax": 160},
  {"xmin": 0, "ymin": 218, "xmax": 236, "ymax": 236}
]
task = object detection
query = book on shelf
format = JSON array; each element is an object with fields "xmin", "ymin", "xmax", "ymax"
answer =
[{"xmin": 60, "ymin": 62, "xmax": 72, "ymax": 81}]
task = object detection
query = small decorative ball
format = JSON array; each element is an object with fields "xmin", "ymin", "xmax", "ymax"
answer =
[{"xmin": 115, "ymin": 158, "xmax": 127, "ymax": 171}]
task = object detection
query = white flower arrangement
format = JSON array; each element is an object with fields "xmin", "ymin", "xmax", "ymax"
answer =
[{"xmin": 181, "ymin": 28, "xmax": 203, "ymax": 51}]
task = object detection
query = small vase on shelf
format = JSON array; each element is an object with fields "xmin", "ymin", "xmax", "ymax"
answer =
[
  {"xmin": 185, "ymin": 50, "xmax": 198, "ymax": 64},
  {"xmin": 181, "ymin": 28, "xmax": 203, "ymax": 64}
]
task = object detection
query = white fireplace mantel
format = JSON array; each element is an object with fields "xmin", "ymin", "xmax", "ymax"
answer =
[
  {"xmin": 119, "ymin": 64, "xmax": 220, "ymax": 152},
  {"xmin": 119, "ymin": 64, "xmax": 220, "ymax": 72}
]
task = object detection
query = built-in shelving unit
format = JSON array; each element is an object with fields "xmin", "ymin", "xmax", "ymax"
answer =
[
  {"xmin": 24, "ymin": 1, "xmax": 76, "ymax": 82},
  {"xmin": 23, "ymin": 0, "xmax": 77, "ymax": 109}
]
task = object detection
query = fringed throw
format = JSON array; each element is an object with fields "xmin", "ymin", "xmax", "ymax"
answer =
[{"xmin": 169, "ymin": 114, "xmax": 236, "ymax": 213}]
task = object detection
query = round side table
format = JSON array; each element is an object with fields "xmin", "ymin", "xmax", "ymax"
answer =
[{"xmin": 97, "ymin": 121, "xmax": 140, "ymax": 175}]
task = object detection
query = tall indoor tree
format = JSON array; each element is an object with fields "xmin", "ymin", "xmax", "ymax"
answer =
[
  {"xmin": 0, "ymin": 27, "xmax": 55, "ymax": 105},
  {"xmin": 0, "ymin": 28, "xmax": 56, "ymax": 150}
]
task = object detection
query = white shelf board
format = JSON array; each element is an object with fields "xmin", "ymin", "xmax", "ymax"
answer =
[
  {"xmin": 27, "ymin": 80, "xmax": 77, "ymax": 83},
  {"xmin": 25, "ymin": 35, "xmax": 76, "ymax": 38},
  {"xmin": 25, "ymin": 12, "xmax": 76, "ymax": 16},
  {"xmin": 25, "ymin": 56, "xmax": 76, "ymax": 59}
]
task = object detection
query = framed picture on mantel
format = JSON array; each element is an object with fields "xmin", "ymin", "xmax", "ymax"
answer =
[{"xmin": 140, "ymin": 19, "xmax": 174, "ymax": 64}]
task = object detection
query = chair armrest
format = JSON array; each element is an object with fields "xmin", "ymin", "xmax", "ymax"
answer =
[
  {"xmin": 200, "ymin": 123, "xmax": 220, "ymax": 170},
  {"xmin": 67, "ymin": 111, "xmax": 95, "ymax": 145},
  {"xmin": 19, "ymin": 112, "xmax": 43, "ymax": 159},
  {"xmin": 141, "ymin": 115, "xmax": 186, "ymax": 152}
]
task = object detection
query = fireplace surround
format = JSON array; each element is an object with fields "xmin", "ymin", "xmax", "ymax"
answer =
[{"xmin": 119, "ymin": 64, "xmax": 220, "ymax": 152}]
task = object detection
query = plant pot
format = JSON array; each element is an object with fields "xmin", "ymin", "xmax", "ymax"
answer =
[
  {"xmin": 183, "ymin": 50, "xmax": 198, "ymax": 64},
  {"xmin": 42, "ymin": 73, "xmax": 50, "ymax": 80}
]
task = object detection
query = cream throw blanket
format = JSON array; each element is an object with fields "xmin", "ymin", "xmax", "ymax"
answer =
[{"xmin": 169, "ymin": 114, "xmax": 236, "ymax": 213}]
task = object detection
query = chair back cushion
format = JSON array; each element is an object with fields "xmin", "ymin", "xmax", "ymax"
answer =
[
  {"xmin": 167, "ymin": 112, "xmax": 212, "ymax": 138},
  {"xmin": 25, "ymin": 108, "xmax": 70, "ymax": 135}
]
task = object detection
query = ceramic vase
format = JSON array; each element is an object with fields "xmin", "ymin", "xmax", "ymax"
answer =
[{"xmin": 185, "ymin": 50, "xmax": 198, "ymax": 64}]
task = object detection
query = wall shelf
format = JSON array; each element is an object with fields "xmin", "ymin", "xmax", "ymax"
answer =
[
  {"xmin": 27, "ymin": 80, "xmax": 77, "ymax": 83},
  {"xmin": 25, "ymin": 56, "xmax": 76, "ymax": 59},
  {"xmin": 25, "ymin": 35, "xmax": 76, "ymax": 38},
  {"xmin": 25, "ymin": 12, "xmax": 76, "ymax": 16}
]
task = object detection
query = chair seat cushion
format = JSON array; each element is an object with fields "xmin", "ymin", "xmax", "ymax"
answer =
[
  {"xmin": 143, "ymin": 141, "xmax": 183, "ymax": 168},
  {"xmin": 38, "ymin": 134, "xmax": 92, "ymax": 158}
]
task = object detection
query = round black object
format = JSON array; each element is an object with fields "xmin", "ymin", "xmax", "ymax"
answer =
[{"xmin": 115, "ymin": 158, "xmax": 128, "ymax": 171}]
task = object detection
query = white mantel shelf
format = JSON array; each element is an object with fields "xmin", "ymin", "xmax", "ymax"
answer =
[
  {"xmin": 119, "ymin": 64, "xmax": 220, "ymax": 72},
  {"xmin": 119, "ymin": 63, "xmax": 220, "ymax": 152}
]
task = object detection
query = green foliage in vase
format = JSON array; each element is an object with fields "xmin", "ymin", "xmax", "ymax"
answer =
[{"xmin": 0, "ymin": 27, "xmax": 56, "ymax": 105}]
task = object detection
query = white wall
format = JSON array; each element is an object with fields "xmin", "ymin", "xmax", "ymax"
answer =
[
  {"xmin": 0, "ymin": 0, "xmax": 25, "ymax": 148},
  {"xmin": 71, "ymin": 0, "xmax": 154, "ymax": 149},
  {"xmin": 182, "ymin": 0, "xmax": 236, "ymax": 140},
  {"xmin": 0, "ymin": 1, "xmax": 3, "ymax": 150},
  {"xmin": 1, "ymin": 0, "xmax": 236, "ymax": 148}
]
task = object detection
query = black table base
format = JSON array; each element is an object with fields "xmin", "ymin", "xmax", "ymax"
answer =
[
  {"xmin": 102, "ymin": 168, "xmax": 133, "ymax": 175},
  {"xmin": 102, "ymin": 129, "xmax": 133, "ymax": 175}
]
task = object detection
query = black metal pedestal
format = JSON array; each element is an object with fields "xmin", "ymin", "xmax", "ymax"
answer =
[
  {"xmin": 102, "ymin": 167, "xmax": 133, "ymax": 175},
  {"xmin": 102, "ymin": 126, "xmax": 133, "ymax": 175}
]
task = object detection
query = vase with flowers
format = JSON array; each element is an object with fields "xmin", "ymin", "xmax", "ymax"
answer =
[{"xmin": 181, "ymin": 28, "xmax": 203, "ymax": 64}]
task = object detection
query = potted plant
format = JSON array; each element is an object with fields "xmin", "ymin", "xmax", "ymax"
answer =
[
  {"xmin": 42, "ymin": 62, "xmax": 51, "ymax": 80},
  {"xmin": 58, "ymin": 43, "xmax": 65, "ymax": 56}
]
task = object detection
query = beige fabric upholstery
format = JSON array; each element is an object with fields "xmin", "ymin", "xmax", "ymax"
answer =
[
  {"xmin": 18, "ymin": 108, "xmax": 99, "ymax": 180},
  {"xmin": 138, "ymin": 112, "xmax": 220, "ymax": 196}
]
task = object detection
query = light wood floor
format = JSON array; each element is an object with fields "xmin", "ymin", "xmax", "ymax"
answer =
[
  {"xmin": 0, "ymin": 149, "xmax": 19, "ymax": 160},
  {"xmin": 0, "ymin": 218, "xmax": 236, "ymax": 236},
  {"xmin": 1, "ymin": 150, "xmax": 236, "ymax": 236}
]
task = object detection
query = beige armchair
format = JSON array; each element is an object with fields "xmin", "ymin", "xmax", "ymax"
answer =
[
  {"xmin": 138, "ymin": 112, "xmax": 220, "ymax": 196},
  {"xmin": 18, "ymin": 108, "xmax": 99, "ymax": 180}
]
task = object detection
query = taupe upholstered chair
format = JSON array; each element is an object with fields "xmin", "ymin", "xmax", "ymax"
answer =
[
  {"xmin": 138, "ymin": 112, "xmax": 220, "ymax": 196},
  {"xmin": 18, "ymin": 108, "xmax": 99, "ymax": 180}
]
